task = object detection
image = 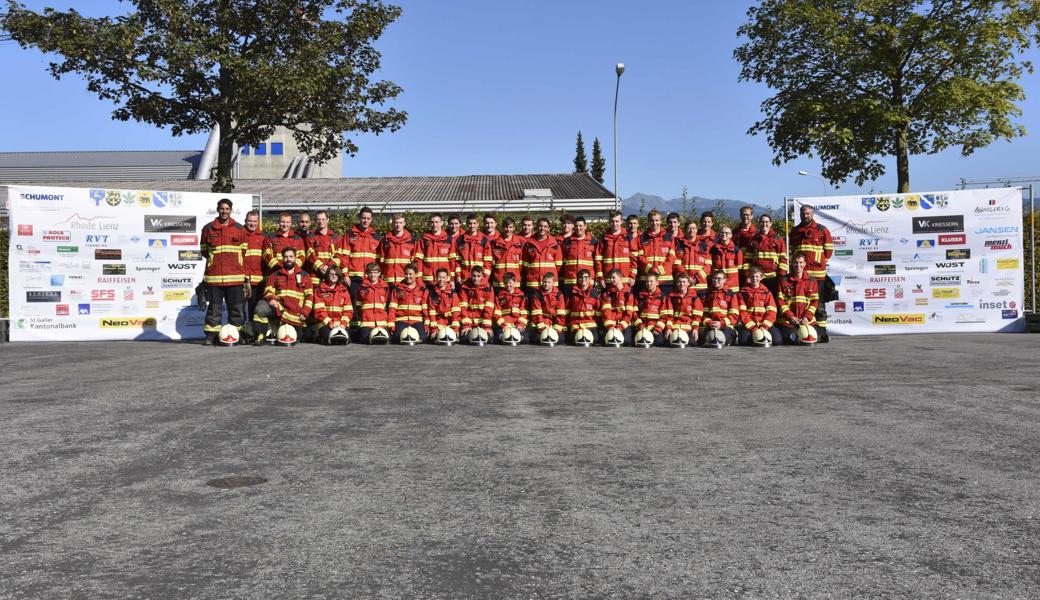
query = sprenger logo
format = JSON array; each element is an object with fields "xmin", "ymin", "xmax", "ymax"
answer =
[
  {"xmin": 872, "ymin": 313, "xmax": 926, "ymax": 325},
  {"xmin": 100, "ymin": 317, "xmax": 158, "ymax": 329}
]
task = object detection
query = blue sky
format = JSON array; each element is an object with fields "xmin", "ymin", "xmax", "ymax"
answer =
[{"xmin": 2, "ymin": 0, "xmax": 1038, "ymax": 206}]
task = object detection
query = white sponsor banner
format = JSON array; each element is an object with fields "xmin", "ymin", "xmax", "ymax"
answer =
[
  {"xmin": 8, "ymin": 185, "xmax": 252, "ymax": 341},
  {"xmin": 793, "ymin": 187, "xmax": 1026, "ymax": 335}
]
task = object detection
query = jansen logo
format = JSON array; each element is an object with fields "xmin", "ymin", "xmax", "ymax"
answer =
[
  {"xmin": 975, "ymin": 226, "xmax": 1018, "ymax": 235},
  {"xmin": 872, "ymin": 313, "xmax": 925, "ymax": 325},
  {"xmin": 170, "ymin": 234, "xmax": 199, "ymax": 246},
  {"xmin": 99, "ymin": 317, "xmax": 158, "ymax": 329},
  {"xmin": 912, "ymin": 216, "xmax": 964, "ymax": 234},
  {"xmin": 144, "ymin": 215, "xmax": 196, "ymax": 233}
]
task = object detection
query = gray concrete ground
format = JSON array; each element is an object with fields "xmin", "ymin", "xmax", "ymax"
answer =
[{"xmin": 1, "ymin": 334, "xmax": 1039, "ymax": 599}]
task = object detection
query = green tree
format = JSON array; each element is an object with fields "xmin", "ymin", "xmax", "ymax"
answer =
[
  {"xmin": 2, "ymin": 0, "xmax": 407, "ymax": 193},
  {"xmin": 734, "ymin": 0, "xmax": 1039, "ymax": 193},
  {"xmin": 573, "ymin": 130, "xmax": 588, "ymax": 173},
  {"xmin": 590, "ymin": 137, "xmax": 606, "ymax": 184}
]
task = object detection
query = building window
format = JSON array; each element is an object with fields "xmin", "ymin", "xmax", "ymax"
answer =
[
  {"xmin": 254, "ymin": 143, "xmax": 266, "ymax": 156},
  {"xmin": 271, "ymin": 143, "xmax": 283, "ymax": 156},
  {"xmin": 241, "ymin": 144, "xmax": 250, "ymax": 156}
]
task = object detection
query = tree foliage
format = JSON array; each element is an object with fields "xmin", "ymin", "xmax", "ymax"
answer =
[
  {"xmin": 590, "ymin": 137, "xmax": 606, "ymax": 184},
  {"xmin": 2, "ymin": 0, "xmax": 407, "ymax": 192},
  {"xmin": 734, "ymin": 0, "xmax": 1040, "ymax": 192},
  {"xmin": 573, "ymin": 130, "xmax": 588, "ymax": 173}
]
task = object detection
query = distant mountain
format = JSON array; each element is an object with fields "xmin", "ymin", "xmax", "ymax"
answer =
[{"xmin": 621, "ymin": 193, "xmax": 779, "ymax": 220}]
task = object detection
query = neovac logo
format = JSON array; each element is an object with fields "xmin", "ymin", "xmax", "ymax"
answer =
[
  {"xmin": 144, "ymin": 215, "xmax": 196, "ymax": 233},
  {"xmin": 912, "ymin": 216, "xmax": 964, "ymax": 234},
  {"xmin": 872, "ymin": 313, "xmax": 925, "ymax": 325}
]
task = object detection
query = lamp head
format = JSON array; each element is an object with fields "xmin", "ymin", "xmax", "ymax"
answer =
[{"xmin": 616, "ymin": 63, "xmax": 625, "ymax": 76}]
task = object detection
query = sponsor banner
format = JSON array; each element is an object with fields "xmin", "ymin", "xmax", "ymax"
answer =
[
  {"xmin": 795, "ymin": 187, "xmax": 1025, "ymax": 334},
  {"xmin": 8, "ymin": 185, "xmax": 250, "ymax": 341}
]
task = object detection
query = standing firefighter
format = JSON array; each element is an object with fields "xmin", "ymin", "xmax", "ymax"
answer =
[
  {"xmin": 199, "ymin": 198, "xmax": 247, "ymax": 345},
  {"xmin": 790, "ymin": 204, "xmax": 834, "ymax": 342}
]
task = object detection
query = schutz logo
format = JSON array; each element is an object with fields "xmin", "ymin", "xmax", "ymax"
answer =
[
  {"xmin": 912, "ymin": 216, "xmax": 964, "ymax": 234},
  {"xmin": 872, "ymin": 313, "xmax": 925, "ymax": 325},
  {"xmin": 144, "ymin": 215, "xmax": 196, "ymax": 233},
  {"xmin": 930, "ymin": 275, "xmax": 961, "ymax": 286}
]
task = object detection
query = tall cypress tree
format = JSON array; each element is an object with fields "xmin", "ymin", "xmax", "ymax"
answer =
[
  {"xmin": 573, "ymin": 131, "xmax": 588, "ymax": 173},
  {"xmin": 590, "ymin": 137, "xmax": 606, "ymax": 184}
]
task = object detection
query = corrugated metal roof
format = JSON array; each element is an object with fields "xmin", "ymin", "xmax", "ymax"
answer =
[
  {"xmin": 0, "ymin": 151, "xmax": 201, "ymax": 183},
  {"xmin": 0, "ymin": 174, "xmax": 616, "ymax": 212}
]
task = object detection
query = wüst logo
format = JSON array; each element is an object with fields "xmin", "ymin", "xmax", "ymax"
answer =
[
  {"xmin": 935, "ymin": 261, "xmax": 965, "ymax": 269},
  {"xmin": 872, "ymin": 313, "xmax": 925, "ymax": 325},
  {"xmin": 144, "ymin": 215, "xmax": 196, "ymax": 233},
  {"xmin": 167, "ymin": 263, "xmax": 195, "ymax": 270}
]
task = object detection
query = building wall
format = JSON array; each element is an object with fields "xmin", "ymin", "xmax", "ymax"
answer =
[{"xmin": 237, "ymin": 127, "xmax": 343, "ymax": 179}]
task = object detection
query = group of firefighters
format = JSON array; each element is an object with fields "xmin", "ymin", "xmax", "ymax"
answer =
[{"xmin": 199, "ymin": 198, "xmax": 835, "ymax": 347}]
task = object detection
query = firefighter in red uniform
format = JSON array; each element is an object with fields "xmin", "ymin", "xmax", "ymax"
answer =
[
  {"xmin": 242, "ymin": 209, "xmax": 267, "ymax": 338},
  {"xmin": 737, "ymin": 266, "xmax": 782, "ymax": 346},
  {"xmin": 777, "ymin": 252, "xmax": 820, "ymax": 345},
  {"xmin": 557, "ymin": 213, "xmax": 575, "ymax": 244},
  {"xmin": 490, "ymin": 217, "xmax": 525, "ymax": 289},
  {"xmin": 519, "ymin": 216, "xmax": 535, "ymax": 239},
  {"xmin": 595, "ymin": 210, "xmax": 637, "ymax": 288},
  {"xmin": 309, "ymin": 266, "xmax": 353, "ymax": 344},
  {"xmin": 675, "ymin": 222, "xmax": 711, "ymax": 292},
  {"xmin": 599, "ymin": 268, "xmax": 636, "ymax": 346},
  {"xmin": 493, "ymin": 273, "xmax": 529, "ymax": 343},
  {"xmin": 200, "ymin": 198, "xmax": 247, "ymax": 345},
  {"xmin": 560, "ymin": 216, "xmax": 597, "ymax": 296},
  {"xmin": 527, "ymin": 272, "xmax": 567, "ymax": 341},
  {"xmin": 522, "ymin": 218, "xmax": 562, "ymax": 291},
  {"xmin": 634, "ymin": 272, "xmax": 667, "ymax": 346},
  {"xmin": 388, "ymin": 263, "xmax": 430, "ymax": 343},
  {"xmin": 379, "ymin": 212, "xmax": 417, "ymax": 286},
  {"xmin": 339, "ymin": 206, "xmax": 381, "ymax": 323},
  {"xmin": 455, "ymin": 214, "xmax": 492, "ymax": 286},
  {"xmin": 458, "ymin": 266, "xmax": 494, "ymax": 343},
  {"xmin": 305, "ymin": 210, "xmax": 339, "ymax": 277},
  {"xmin": 790, "ymin": 204, "xmax": 834, "ymax": 341},
  {"xmin": 697, "ymin": 270, "xmax": 740, "ymax": 346},
  {"xmin": 483, "ymin": 214, "xmax": 500, "ymax": 244},
  {"xmin": 354, "ymin": 262, "xmax": 390, "ymax": 343},
  {"xmin": 635, "ymin": 210, "xmax": 678, "ymax": 295},
  {"xmin": 415, "ymin": 213, "xmax": 455, "ymax": 287},
  {"xmin": 710, "ymin": 226, "xmax": 743, "ymax": 292},
  {"xmin": 694, "ymin": 211, "xmax": 717, "ymax": 247},
  {"xmin": 746, "ymin": 214, "xmax": 788, "ymax": 296},
  {"xmin": 296, "ymin": 212, "xmax": 312, "ymax": 238},
  {"xmin": 666, "ymin": 212, "xmax": 685, "ymax": 241},
  {"xmin": 446, "ymin": 214, "xmax": 463, "ymax": 250},
  {"xmin": 253, "ymin": 246, "xmax": 313, "ymax": 344},
  {"xmin": 566, "ymin": 270, "xmax": 601, "ymax": 345},
  {"xmin": 262, "ymin": 212, "xmax": 306, "ymax": 274},
  {"xmin": 626, "ymin": 214, "xmax": 642, "ymax": 239},
  {"xmin": 663, "ymin": 271, "xmax": 702, "ymax": 345},
  {"xmin": 733, "ymin": 206, "xmax": 758, "ymax": 261},
  {"xmin": 427, "ymin": 267, "xmax": 460, "ymax": 341}
]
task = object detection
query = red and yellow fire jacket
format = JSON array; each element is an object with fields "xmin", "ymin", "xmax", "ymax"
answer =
[
  {"xmin": 414, "ymin": 230, "xmax": 455, "ymax": 285},
  {"xmin": 427, "ymin": 284, "xmax": 461, "ymax": 333},
  {"xmin": 388, "ymin": 281, "xmax": 430, "ymax": 328},
  {"xmin": 599, "ymin": 283, "xmax": 635, "ymax": 329},
  {"xmin": 243, "ymin": 228, "xmax": 266, "ymax": 286},
  {"xmin": 698, "ymin": 288, "xmax": 741, "ymax": 328},
  {"xmin": 746, "ymin": 231, "xmax": 789, "ymax": 280},
  {"xmin": 710, "ymin": 240, "xmax": 743, "ymax": 292},
  {"xmin": 338, "ymin": 224, "xmax": 381, "ymax": 279},
  {"xmin": 494, "ymin": 288, "xmax": 529, "ymax": 328},
  {"xmin": 262, "ymin": 231, "xmax": 306, "ymax": 274},
  {"xmin": 790, "ymin": 219, "xmax": 833, "ymax": 279},
  {"xmin": 566, "ymin": 285, "xmax": 601, "ymax": 332},
  {"xmin": 733, "ymin": 224, "xmax": 758, "ymax": 257},
  {"xmin": 311, "ymin": 281, "xmax": 353, "ymax": 328},
  {"xmin": 379, "ymin": 229, "xmax": 418, "ymax": 285},
  {"xmin": 664, "ymin": 290, "xmax": 703, "ymax": 332},
  {"xmin": 527, "ymin": 288, "xmax": 568, "ymax": 332},
  {"xmin": 458, "ymin": 281, "xmax": 494, "ymax": 330},
  {"xmin": 454, "ymin": 232, "xmax": 492, "ymax": 282},
  {"xmin": 305, "ymin": 229, "xmax": 339, "ymax": 275},
  {"xmin": 200, "ymin": 217, "xmax": 247, "ymax": 286},
  {"xmin": 595, "ymin": 231, "xmax": 637, "ymax": 283},
  {"xmin": 490, "ymin": 235, "xmax": 525, "ymax": 289},
  {"xmin": 738, "ymin": 285, "xmax": 778, "ymax": 330},
  {"xmin": 264, "ymin": 265, "xmax": 313, "ymax": 326},
  {"xmin": 521, "ymin": 236, "xmax": 562, "ymax": 290},
  {"xmin": 355, "ymin": 277, "xmax": 390, "ymax": 329},
  {"xmin": 777, "ymin": 273, "xmax": 819, "ymax": 325},
  {"xmin": 634, "ymin": 288, "xmax": 666, "ymax": 333},
  {"xmin": 560, "ymin": 234, "xmax": 597, "ymax": 286},
  {"xmin": 674, "ymin": 238, "xmax": 711, "ymax": 291},
  {"xmin": 635, "ymin": 230, "xmax": 678, "ymax": 285}
]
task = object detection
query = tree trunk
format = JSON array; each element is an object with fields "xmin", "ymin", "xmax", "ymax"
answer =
[
  {"xmin": 211, "ymin": 123, "xmax": 235, "ymax": 193},
  {"xmin": 896, "ymin": 124, "xmax": 910, "ymax": 193}
]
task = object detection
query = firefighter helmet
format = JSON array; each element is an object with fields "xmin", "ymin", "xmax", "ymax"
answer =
[
  {"xmin": 751, "ymin": 327, "xmax": 771, "ymax": 347},
  {"xmin": 328, "ymin": 326, "xmax": 350, "ymax": 345},
  {"xmin": 796, "ymin": 324, "xmax": 818, "ymax": 346},
  {"xmin": 668, "ymin": 329, "xmax": 689, "ymax": 348},
  {"xmin": 434, "ymin": 326, "xmax": 457, "ymax": 345},
  {"xmin": 275, "ymin": 324, "xmax": 298, "ymax": 346},
  {"xmin": 216, "ymin": 324, "xmax": 239, "ymax": 346},
  {"xmin": 368, "ymin": 327, "xmax": 390, "ymax": 344},
  {"xmin": 399, "ymin": 326, "xmax": 421, "ymax": 346},
  {"xmin": 634, "ymin": 327, "xmax": 655, "ymax": 348},
  {"xmin": 573, "ymin": 328, "xmax": 594, "ymax": 347},
  {"xmin": 539, "ymin": 327, "xmax": 559, "ymax": 347},
  {"xmin": 500, "ymin": 324, "xmax": 521, "ymax": 346},
  {"xmin": 467, "ymin": 327, "xmax": 489, "ymax": 346},
  {"xmin": 604, "ymin": 327, "xmax": 624, "ymax": 347},
  {"xmin": 704, "ymin": 327, "xmax": 726, "ymax": 349}
]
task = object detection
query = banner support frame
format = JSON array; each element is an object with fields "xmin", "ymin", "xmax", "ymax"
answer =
[
  {"xmin": 1030, "ymin": 184, "xmax": 1035, "ymax": 315},
  {"xmin": 783, "ymin": 196, "xmax": 791, "ymax": 264}
]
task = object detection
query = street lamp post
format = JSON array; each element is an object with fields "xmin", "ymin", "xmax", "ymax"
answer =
[
  {"xmin": 613, "ymin": 63, "xmax": 625, "ymax": 211},
  {"xmin": 798, "ymin": 170, "xmax": 829, "ymax": 196}
]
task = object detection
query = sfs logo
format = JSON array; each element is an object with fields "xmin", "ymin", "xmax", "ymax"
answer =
[
  {"xmin": 92, "ymin": 289, "xmax": 116, "ymax": 301},
  {"xmin": 865, "ymin": 288, "xmax": 886, "ymax": 299},
  {"xmin": 167, "ymin": 263, "xmax": 195, "ymax": 270}
]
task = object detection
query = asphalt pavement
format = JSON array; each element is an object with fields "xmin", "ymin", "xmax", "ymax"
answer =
[{"xmin": 1, "ymin": 334, "xmax": 1039, "ymax": 599}]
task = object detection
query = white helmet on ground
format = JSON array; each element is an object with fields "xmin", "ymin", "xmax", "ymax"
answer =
[
  {"xmin": 399, "ymin": 325, "xmax": 421, "ymax": 346},
  {"xmin": 467, "ymin": 327, "xmax": 489, "ymax": 346},
  {"xmin": 328, "ymin": 326, "xmax": 350, "ymax": 345},
  {"xmin": 668, "ymin": 329, "xmax": 689, "ymax": 348},
  {"xmin": 634, "ymin": 327, "xmax": 655, "ymax": 348},
  {"xmin": 796, "ymin": 324, "xmax": 818, "ymax": 346},
  {"xmin": 539, "ymin": 327, "xmax": 559, "ymax": 347},
  {"xmin": 573, "ymin": 328, "xmax": 594, "ymax": 347},
  {"xmin": 217, "ymin": 324, "xmax": 240, "ymax": 347},
  {"xmin": 604, "ymin": 327, "xmax": 624, "ymax": 347},
  {"xmin": 434, "ymin": 326, "xmax": 457, "ymax": 346},
  {"xmin": 750, "ymin": 327, "xmax": 771, "ymax": 347},
  {"xmin": 275, "ymin": 324, "xmax": 298, "ymax": 346},
  {"xmin": 704, "ymin": 327, "xmax": 726, "ymax": 349},
  {"xmin": 499, "ymin": 324, "xmax": 521, "ymax": 346},
  {"xmin": 369, "ymin": 327, "xmax": 390, "ymax": 344}
]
